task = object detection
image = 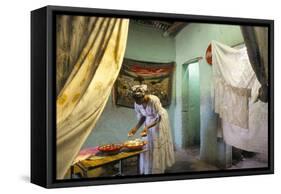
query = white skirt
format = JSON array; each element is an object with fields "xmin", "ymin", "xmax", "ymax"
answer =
[{"xmin": 139, "ymin": 109, "xmax": 175, "ymax": 174}]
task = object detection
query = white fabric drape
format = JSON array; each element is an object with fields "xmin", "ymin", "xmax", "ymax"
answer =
[
  {"xmin": 212, "ymin": 41, "xmax": 268, "ymax": 154},
  {"xmin": 212, "ymin": 41, "xmax": 255, "ymax": 129},
  {"xmin": 56, "ymin": 17, "xmax": 129, "ymax": 179},
  {"xmin": 222, "ymin": 78, "xmax": 268, "ymax": 154}
]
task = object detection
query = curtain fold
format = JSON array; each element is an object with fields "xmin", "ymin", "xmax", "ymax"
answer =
[
  {"xmin": 56, "ymin": 16, "xmax": 129, "ymax": 179},
  {"xmin": 240, "ymin": 26, "xmax": 268, "ymax": 102},
  {"xmin": 56, "ymin": 15, "xmax": 97, "ymax": 95}
]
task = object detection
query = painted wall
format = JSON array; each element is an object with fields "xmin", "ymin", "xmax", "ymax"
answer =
[
  {"xmin": 175, "ymin": 23, "xmax": 243, "ymax": 164},
  {"xmin": 82, "ymin": 95, "xmax": 138, "ymax": 147},
  {"xmin": 124, "ymin": 22, "xmax": 175, "ymax": 62},
  {"xmin": 82, "ymin": 22, "xmax": 176, "ymax": 148},
  {"xmin": 181, "ymin": 64, "xmax": 189, "ymax": 147}
]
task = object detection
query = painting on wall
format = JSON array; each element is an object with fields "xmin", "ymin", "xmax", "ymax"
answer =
[{"xmin": 115, "ymin": 59, "xmax": 174, "ymax": 108}]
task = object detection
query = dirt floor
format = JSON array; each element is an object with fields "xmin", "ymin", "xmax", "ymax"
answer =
[
  {"xmin": 123, "ymin": 146, "xmax": 268, "ymax": 175},
  {"xmin": 82, "ymin": 146, "xmax": 268, "ymax": 178}
]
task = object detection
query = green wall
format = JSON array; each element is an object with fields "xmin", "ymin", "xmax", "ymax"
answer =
[
  {"xmin": 175, "ymin": 23, "xmax": 243, "ymax": 164},
  {"xmin": 124, "ymin": 22, "xmax": 175, "ymax": 62}
]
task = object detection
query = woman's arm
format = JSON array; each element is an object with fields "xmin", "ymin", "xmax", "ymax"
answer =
[
  {"xmin": 128, "ymin": 116, "xmax": 146, "ymax": 136},
  {"xmin": 135, "ymin": 116, "xmax": 146, "ymax": 130},
  {"xmin": 146, "ymin": 115, "xmax": 161, "ymax": 129},
  {"xmin": 140, "ymin": 116, "xmax": 161, "ymax": 136}
]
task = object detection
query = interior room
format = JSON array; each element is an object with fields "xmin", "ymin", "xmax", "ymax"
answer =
[{"xmin": 56, "ymin": 17, "xmax": 268, "ymax": 179}]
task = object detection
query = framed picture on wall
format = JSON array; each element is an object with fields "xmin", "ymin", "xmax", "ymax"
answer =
[
  {"xmin": 31, "ymin": 5, "xmax": 274, "ymax": 188},
  {"xmin": 115, "ymin": 58, "xmax": 174, "ymax": 108}
]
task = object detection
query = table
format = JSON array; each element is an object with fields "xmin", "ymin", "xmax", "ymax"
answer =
[{"xmin": 69, "ymin": 148, "xmax": 147, "ymax": 178}]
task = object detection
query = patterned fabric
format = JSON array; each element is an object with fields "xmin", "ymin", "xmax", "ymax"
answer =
[
  {"xmin": 134, "ymin": 95, "xmax": 175, "ymax": 174},
  {"xmin": 56, "ymin": 16, "xmax": 97, "ymax": 95},
  {"xmin": 56, "ymin": 16, "xmax": 129, "ymax": 179}
]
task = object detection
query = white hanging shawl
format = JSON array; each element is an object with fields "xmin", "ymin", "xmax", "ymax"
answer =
[
  {"xmin": 212, "ymin": 40, "xmax": 255, "ymax": 129},
  {"xmin": 212, "ymin": 41, "xmax": 268, "ymax": 154}
]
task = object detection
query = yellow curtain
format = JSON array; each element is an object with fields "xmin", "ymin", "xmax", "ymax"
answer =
[
  {"xmin": 56, "ymin": 15, "xmax": 97, "ymax": 95},
  {"xmin": 56, "ymin": 16, "xmax": 129, "ymax": 179}
]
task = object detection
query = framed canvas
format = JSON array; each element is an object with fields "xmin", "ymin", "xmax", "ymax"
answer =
[{"xmin": 31, "ymin": 5, "xmax": 274, "ymax": 188}]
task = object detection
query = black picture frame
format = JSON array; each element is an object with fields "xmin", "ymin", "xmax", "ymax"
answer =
[{"xmin": 31, "ymin": 5, "xmax": 274, "ymax": 188}]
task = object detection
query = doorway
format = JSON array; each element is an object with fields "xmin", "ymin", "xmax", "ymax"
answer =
[{"xmin": 182, "ymin": 61, "xmax": 200, "ymax": 148}]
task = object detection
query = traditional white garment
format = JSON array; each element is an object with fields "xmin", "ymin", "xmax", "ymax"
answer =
[{"xmin": 134, "ymin": 95, "xmax": 175, "ymax": 174}]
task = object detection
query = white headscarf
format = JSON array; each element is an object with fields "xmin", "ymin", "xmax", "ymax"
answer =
[{"xmin": 131, "ymin": 84, "xmax": 148, "ymax": 98}]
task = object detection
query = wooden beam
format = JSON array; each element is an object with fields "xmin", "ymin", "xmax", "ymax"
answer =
[{"xmin": 163, "ymin": 22, "xmax": 188, "ymax": 37}]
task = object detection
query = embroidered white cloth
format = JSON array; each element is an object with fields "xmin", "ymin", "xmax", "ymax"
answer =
[
  {"xmin": 212, "ymin": 40, "xmax": 256, "ymax": 129},
  {"xmin": 222, "ymin": 79, "xmax": 268, "ymax": 154},
  {"xmin": 212, "ymin": 41, "xmax": 268, "ymax": 154}
]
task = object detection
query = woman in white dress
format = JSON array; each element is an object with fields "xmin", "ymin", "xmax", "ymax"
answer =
[{"xmin": 128, "ymin": 84, "xmax": 175, "ymax": 174}]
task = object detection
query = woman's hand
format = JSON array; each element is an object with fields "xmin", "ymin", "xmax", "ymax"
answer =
[
  {"xmin": 128, "ymin": 127, "xmax": 138, "ymax": 137},
  {"xmin": 140, "ymin": 127, "xmax": 148, "ymax": 137}
]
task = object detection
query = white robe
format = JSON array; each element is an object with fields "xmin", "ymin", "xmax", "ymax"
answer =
[{"xmin": 134, "ymin": 95, "xmax": 175, "ymax": 174}]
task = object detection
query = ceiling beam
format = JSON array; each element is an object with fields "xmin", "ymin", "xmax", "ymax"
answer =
[{"xmin": 163, "ymin": 22, "xmax": 188, "ymax": 37}]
